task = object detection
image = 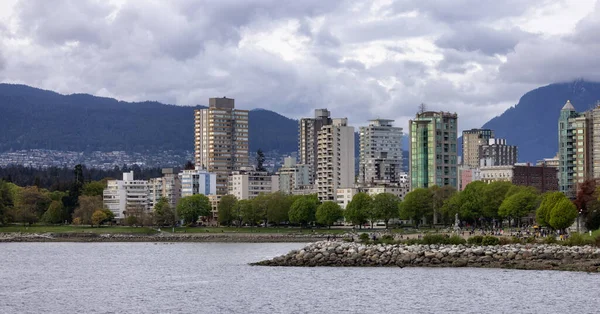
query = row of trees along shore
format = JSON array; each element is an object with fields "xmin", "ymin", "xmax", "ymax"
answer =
[{"xmin": 1, "ymin": 163, "xmax": 600, "ymax": 232}]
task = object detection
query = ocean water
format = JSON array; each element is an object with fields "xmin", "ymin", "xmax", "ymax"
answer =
[{"xmin": 0, "ymin": 242, "xmax": 598, "ymax": 314}]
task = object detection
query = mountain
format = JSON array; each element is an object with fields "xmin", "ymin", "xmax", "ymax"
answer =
[
  {"xmin": 480, "ymin": 80, "xmax": 600, "ymax": 163},
  {"xmin": 0, "ymin": 84, "xmax": 298, "ymax": 154}
]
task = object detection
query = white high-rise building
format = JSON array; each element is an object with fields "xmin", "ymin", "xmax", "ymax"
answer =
[
  {"xmin": 228, "ymin": 170, "xmax": 280, "ymax": 200},
  {"xmin": 316, "ymin": 118, "xmax": 355, "ymax": 202},
  {"xmin": 179, "ymin": 167, "xmax": 217, "ymax": 198},
  {"xmin": 359, "ymin": 119, "xmax": 403, "ymax": 185},
  {"xmin": 103, "ymin": 171, "xmax": 149, "ymax": 220}
]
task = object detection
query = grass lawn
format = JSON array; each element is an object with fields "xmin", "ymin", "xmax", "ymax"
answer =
[
  {"xmin": 0, "ymin": 225, "xmax": 158, "ymax": 234},
  {"xmin": 163, "ymin": 226, "xmax": 349, "ymax": 234}
]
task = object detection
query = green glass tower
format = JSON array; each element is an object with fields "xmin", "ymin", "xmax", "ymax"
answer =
[{"xmin": 409, "ymin": 111, "xmax": 458, "ymax": 189}]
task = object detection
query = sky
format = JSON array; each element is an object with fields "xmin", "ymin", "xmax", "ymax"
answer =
[{"xmin": 0, "ymin": 0, "xmax": 599, "ymax": 132}]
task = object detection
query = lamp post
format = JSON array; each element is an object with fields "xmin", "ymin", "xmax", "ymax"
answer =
[{"xmin": 577, "ymin": 209, "xmax": 582, "ymax": 233}]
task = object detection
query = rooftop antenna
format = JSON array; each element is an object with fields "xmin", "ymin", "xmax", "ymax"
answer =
[{"xmin": 418, "ymin": 103, "xmax": 427, "ymax": 114}]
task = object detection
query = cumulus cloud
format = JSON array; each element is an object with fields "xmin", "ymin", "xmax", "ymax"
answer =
[{"xmin": 0, "ymin": 0, "xmax": 598, "ymax": 134}]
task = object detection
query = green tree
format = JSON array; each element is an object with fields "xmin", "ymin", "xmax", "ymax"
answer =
[
  {"xmin": 217, "ymin": 195, "xmax": 237, "ymax": 226},
  {"xmin": 316, "ymin": 201, "xmax": 343, "ymax": 228},
  {"xmin": 125, "ymin": 215, "xmax": 138, "ymax": 227},
  {"xmin": 0, "ymin": 180, "xmax": 16, "ymax": 225},
  {"xmin": 91, "ymin": 210, "xmax": 107, "ymax": 227},
  {"xmin": 371, "ymin": 193, "xmax": 399, "ymax": 228},
  {"xmin": 430, "ymin": 185, "xmax": 456, "ymax": 225},
  {"xmin": 344, "ymin": 192, "xmax": 372, "ymax": 228},
  {"xmin": 177, "ymin": 194, "xmax": 211, "ymax": 225},
  {"xmin": 82, "ymin": 181, "xmax": 106, "ymax": 197},
  {"xmin": 41, "ymin": 200, "xmax": 67, "ymax": 224},
  {"xmin": 481, "ymin": 181, "xmax": 513, "ymax": 221},
  {"xmin": 252, "ymin": 193, "xmax": 270, "ymax": 226},
  {"xmin": 240, "ymin": 200, "xmax": 260, "ymax": 226},
  {"xmin": 73, "ymin": 195, "xmax": 103, "ymax": 225},
  {"xmin": 102, "ymin": 208, "xmax": 115, "ymax": 225},
  {"xmin": 399, "ymin": 188, "xmax": 433, "ymax": 228},
  {"xmin": 536, "ymin": 192, "xmax": 566, "ymax": 228},
  {"xmin": 499, "ymin": 190, "xmax": 539, "ymax": 227},
  {"xmin": 288, "ymin": 196, "xmax": 317, "ymax": 227},
  {"xmin": 256, "ymin": 149, "xmax": 266, "ymax": 172},
  {"xmin": 154, "ymin": 197, "xmax": 176, "ymax": 227},
  {"xmin": 266, "ymin": 192, "xmax": 291, "ymax": 224},
  {"xmin": 16, "ymin": 186, "xmax": 52, "ymax": 225},
  {"xmin": 549, "ymin": 198, "xmax": 578, "ymax": 231},
  {"xmin": 441, "ymin": 181, "xmax": 486, "ymax": 225}
]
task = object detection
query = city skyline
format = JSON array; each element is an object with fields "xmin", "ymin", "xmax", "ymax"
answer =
[{"xmin": 1, "ymin": 0, "xmax": 599, "ymax": 135}]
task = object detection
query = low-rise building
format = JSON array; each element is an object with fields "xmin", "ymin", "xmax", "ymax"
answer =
[
  {"xmin": 148, "ymin": 168, "xmax": 181, "ymax": 210},
  {"xmin": 459, "ymin": 167, "xmax": 481, "ymax": 190},
  {"xmin": 179, "ymin": 167, "xmax": 217, "ymax": 198},
  {"xmin": 103, "ymin": 171, "xmax": 149, "ymax": 220},
  {"xmin": 480, "ymin": 164, "xmax": 558, "ymax": 193},
  {"xmin": 228, "ymin": 170, "xmax": 280, "ymax": 200},
  {"xmin": 277, "ymin": 157, "xmax": 311, "ymax": 194}
]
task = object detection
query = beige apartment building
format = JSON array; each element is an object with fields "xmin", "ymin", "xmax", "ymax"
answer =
[
  {"xmin": 462, "ymin": 128, "xmax": 494, "ymax": 169},
  {"xmin": 195, "ymin": 97, "xmax": 249, "ymax": 195},
  {"xmin": 316, "ymin": 118, "xmax": 355, "ymax": 202},
  {"xmin": 227, "ymin": 170, "xmax": 279, "ymax": 200}
]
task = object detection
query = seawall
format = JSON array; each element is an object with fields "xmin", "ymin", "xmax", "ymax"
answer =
[{"xmin": 251, "ymin": 241, "xmax": 600, "ymax": 272}]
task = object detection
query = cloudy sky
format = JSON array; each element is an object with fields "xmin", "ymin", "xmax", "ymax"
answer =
[{"xmin": 0, "ymin": 0, "xmax": 599, "ymax": 132}]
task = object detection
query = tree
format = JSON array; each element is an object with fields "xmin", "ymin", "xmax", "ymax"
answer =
[
  {"xmin": 584, "ymin": 200, "xmax": 600, "ymax": 231},
  {"xmin": 177, "ymin": 194, "xmax": 211, "ymax": 225},
  {"xmin": 0, "ymin": 180, "xmax": 15, "ymax": 225},
  {"xmin": 41, "ymin": 200, "xmax": 67, "ymax": 224},
  {"xmin": 73, "ymin": 195, "xmax": 103, "ymax": 225},
  {"xmin": 288, "ymin": 196, "xmax": 317, "ymax": 227},
  {"xmin": 499, "ymin": 190, "xmax": 539, "ymax": 227},
  {"xmin": 441, "ymin": 181, "xmax": 486, "ymax": 226},
  {"xmin": 102, "ymin": 208, "xmax": 115, "ymax": 225},
  {"xmin": 266, "ymin": 192, "xmax": 292, "ymax": 224},
  {"xmin": 344, "ymin": 192, "xmax": 372, "ymax": 228},
  {"xmin": 184, "ymin": 161, "xmax": 195, "ymax": 170},
  {"xmin": 252, "ymin": 193, "xmax": 269, "ymax": 226},
  {"xmin": 91, "ymin": 210, "xmax": 107, "ymax": 227},
  {"xmin": 574, "ymin": 179, "xmax": 596, "ymax": 215},
  {"xmin": 239, "ymin": 200, "xmax": 260, "ymax": 226},
  {"xmin": 549, "ymin": 198, "xmax": 578, "ymax": 231},
  {"xmin": 399, "ymin": 188, "xmax": 433, "ymax": 228},
  {"xmin": 316, "ymin": 201, "xmax": 343, "ymax": 228},
  {"xmin": 371, "ymin": 193, "xmax": 399, "ymax": 228},
  {"xmin": 125, "ymin": 215, "xmax": 138, "ymax": 227},
  {"xmin": 536, "ymin": 192, "xmax": 566, "ymax": 228},
  {"xmin": 430, "ymin": 185, "xmax": 456, "ymax": 225},
  {"xmin": 217, "ymin": 195, "xmax": 237, "ymax": 226},
  {"xmin": 256, "ymin": 149, "xmax": 266, "ymax": 172},
  {"xmin": 481, "ymin": 181, "xmax": 513, "ymax": 222},
  {"xmin": 82, "ymin": 181, "xmax": 106, "ymax": 197},
  {"xmin": 154, "ymin": 197, "xmax": 176, "ymax": 227},
  {"xmin": 16, "ymin": 186, "xmax": 52, "ymax": 225}
]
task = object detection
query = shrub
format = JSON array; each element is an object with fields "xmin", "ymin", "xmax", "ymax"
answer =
[
  {"xmin": 359, "ymin": 233, "xmax": 370, "ymax": 242},
  {"xmin": 498, "ymin": 237, "xmax": 512, "ymax": 245},
  {"xmin": 511, "ymin": 236, "xmax": 523, "ymax": 244},
  {"xmin": 564, "ymin": 233, "xmax": 594, "ymax": 246},
  {"xmin": 544, "ymin": 235, "xmax": 558, "ymax": 244},
  {"xmin": 467, "ymin": 235, "xmax": 483, "ymax": 245},
  {"xmin": 422, "ymin": 234, "xmax": 448, "ymax": 245},
  {"xmin": 526, "ymin": 237, "xmax": 537, "ymax": 244},
  {"xmin": 342, "ymin": 238, "xmax": 354, "ymax": 242},
  {"xmin": 381, "ymin": 234, "xmax": 394, "ymax": 241},
  {"xmin": 404, "ymin": 238, "xmax": 423, "ymax": 245},
  {"xmin": 481, "ymin": 236, "xmax": 500, "ymax": 246},
  {"xmin": 448, "ymin": 235, "xmax": 466, "ymax": 245}
]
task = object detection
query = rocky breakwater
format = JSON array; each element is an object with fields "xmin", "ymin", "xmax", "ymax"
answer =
[{"xmin": 251, "ymin": 241, "xmax": 600, "ymax": 272}]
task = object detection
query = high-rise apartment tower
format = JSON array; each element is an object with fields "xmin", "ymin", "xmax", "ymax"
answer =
[
  {"xmin": 409, "ymin": 111, "xmax": 458, "ymax": 189},
  {"xmin": 298, "ymin": 109, "xmax": 332, "ymax": 184},
  {"xmin": 194, "ymin": 97, "xmax": 249, "ymax": 195},
  {"xmin": 462, "ymin": 128, "xmax": 494, "ymax": 168},
  {"xmin": 316, "ymin": 118, "xmax": 355, "ymax": 201},
  {"xmin": 359, "ymin": 119, "xmax": 403, "ymax": 185}
]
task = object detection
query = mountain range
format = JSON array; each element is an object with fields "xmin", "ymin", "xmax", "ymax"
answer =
[{"xmin": 1, "ymin": 81, "xmax": 600, "ymax": 164}]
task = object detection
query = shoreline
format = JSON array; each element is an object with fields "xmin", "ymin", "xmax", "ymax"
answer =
[
  {"xmin": 0, "ymin": 232, "xmax": 330, "ymax": 243},
  {"xmin": 251, "ymin": 241, "xmax": 600, "ymax": 273}
]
